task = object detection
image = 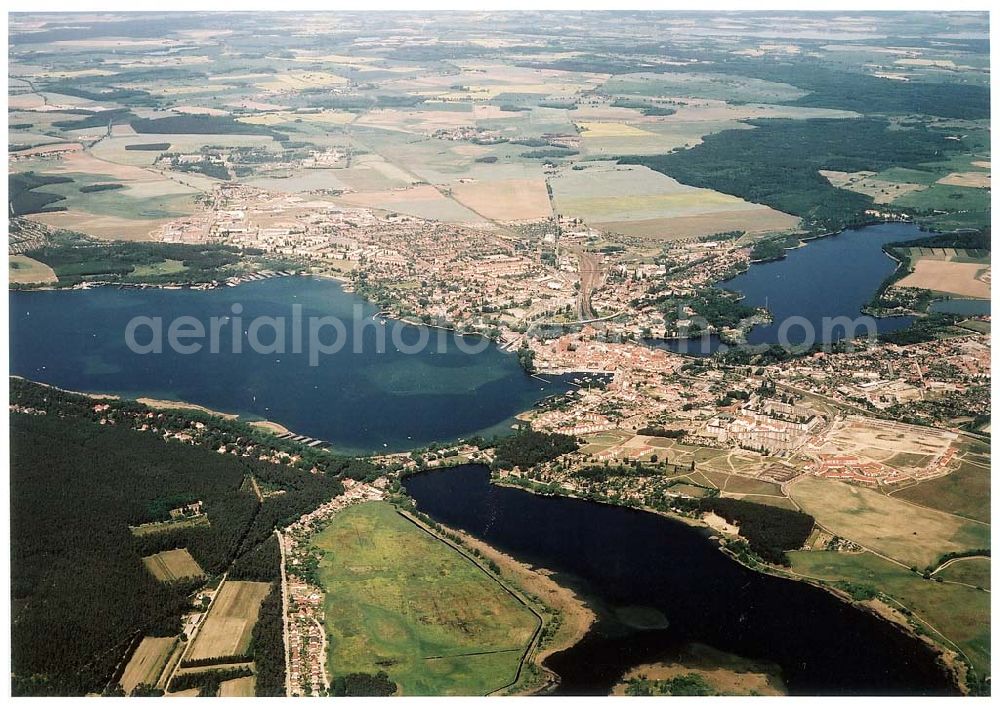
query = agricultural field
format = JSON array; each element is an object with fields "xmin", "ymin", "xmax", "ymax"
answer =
[
  {"xmin": 550, "ymin": 163, "xmax": 798, "ymax": 240},
  {"xmin": 218, "ymin": 676, "xmax": 256, "ymax": 696},
  {"xmin": 142, "ymin": 548, "xmax": 205, "ymax": 583},
  {"xmin": 120, "ymin": 637, "xmax": 179, "ymax": 694},
  {"xmin": 185, "ymin": 581, "xmax": 271, "ymax": 661},
  {"xmin": 312, "ymin": 501, "xmax": 538, "ymax": 696},
  {"xmin": 895, "ymin": 248, "xmax": 991, "ymax": 299},
  {"xmin": 450, "ymin": 178, "xmax": 551, "ymax": 221},
  {"xmin": 788, "ymin": 550, "xmax": 990, "ymax": 678},
  {"xmin": 934, "ymin": 557, "xmax": 990, "ymax": 591},
  {"xmin": 8, "ymin": 255, "xmax": 57, "ymax": 285},
  {"xmin": 787, "ymin": 475, "xmax": 989, "ymax": 569},
  {"xmin": 890, "ymin": 445, "xmax": 991, "ymax": 524}
]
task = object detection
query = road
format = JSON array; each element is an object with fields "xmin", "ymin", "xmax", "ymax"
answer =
[{"xmin": 276, "ymin": 529, "xmax": 293, "ymax": 697}]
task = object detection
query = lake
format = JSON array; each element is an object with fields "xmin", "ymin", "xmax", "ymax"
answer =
[
  {"xmin": 403, "ymin": 464, "xmax": 957, "ymax": 696},
  {"xmin": 656, "ymin": 223, "xmax": 921, "ymax": 355},
  {"xmin": 8, "ymin": 277, "xmax": 569, "ymax": 454}
]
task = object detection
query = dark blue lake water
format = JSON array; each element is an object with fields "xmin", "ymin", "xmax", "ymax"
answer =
[
  {"xmin": 9, "ymin": 277, "xmax": 568, "ymax": 454},
  {"xmin": 656, "ymin": 223, "xmax": 921, "ymax": 355},
  {"xmin": 404, "ymin": 465, "xmax": 957, "ymax": 696}
]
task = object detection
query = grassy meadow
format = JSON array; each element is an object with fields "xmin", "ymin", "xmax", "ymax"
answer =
[{"xmin": 311, "ymin": 501, "xmax": 538, "ymax": 695}]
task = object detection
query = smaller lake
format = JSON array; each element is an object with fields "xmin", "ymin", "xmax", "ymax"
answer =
[
  {"xmin": 929, "ymin": 298, "xmax": 991, "ymax": 315},
  {"xmin": 403, "ymin": 465, "xmax": 957, "ymax": 696},
  {"xmin": 655, "ymin": 223, "xmax": 921, "ymax": 356}
]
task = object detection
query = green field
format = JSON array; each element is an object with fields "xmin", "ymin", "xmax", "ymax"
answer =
[
  {"xmin": 788, "ymin": 476, "xmax": 989, "ymax": 568},
  {"xmin": 935, "ymin": 557, "xmax": 991, "ymax": 590},
  {"xmin": 789, "ymin": 550, "xmax": 990, "ymax": 678},
  {"xmin": 891, "ymin": 455, "xmax": 990, "ymax": 524},
  {"xmin": 312, "ymin": 502, "xmax": 538, "ymax": 695}
]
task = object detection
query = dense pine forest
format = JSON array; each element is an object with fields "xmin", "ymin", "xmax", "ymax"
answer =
[{"xmin": 9, "ymin": 380, "xmax": 363, "ymax": 696}]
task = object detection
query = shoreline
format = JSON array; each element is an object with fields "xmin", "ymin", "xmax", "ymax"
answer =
[
  {"xmin": 8, "ymin": 268, "xmax": 351, "ymax": 293},
  {"xmin": 483, "ymin": 473, "xmax": 965, "ymax": 694},
  {"xmin": 398, "ymin": 508, "xmax": 595, "ymax": 695}
]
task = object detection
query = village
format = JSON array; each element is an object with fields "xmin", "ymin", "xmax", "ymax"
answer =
[{"xmin": 279, "ymin": 479, "xmax": 387, "ymax": 697}]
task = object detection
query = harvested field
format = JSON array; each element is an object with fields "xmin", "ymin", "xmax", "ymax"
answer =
[
  {"xmin": 336, "ymin": 184, "xmax": 485, "ymax": 222},
  {"xmin": 186, "ymin": 580, "xmax": 271, "ymax": 661},
  {"xmin": 788, "ymin": 475, "xmax": 989, "ymax": 568},
  {"xmin": 218, "ymin": 676, "xmax": 256, "ymax": 696},
  {"xmin": 450, "ymin": 178, "xmax": 551, "ymax": 221},
  {"xmin": 120, "ymin": 637, "xmax": 177, "ymax": 694},
  {"xmin": 595, "ymin": 210, "xmax": 799, "ymax": 240},
  {"xmin": 257, "ymin": 71, "xmax": 349, "ymax": 92},
  {"xmin": 820, "ymin": 169, "xmax": 927, "ymax": 203},
  {"xmin": 9, "ymin": 255, "xmax": 58, "ymax": 285},
  {"xmin": 937, "ymin": 171, "xmax": 990, "ymax": 188},
  {"xmin": 551, "ymin": 163, "xmax": 798, "ymax": 239},
  {"xmin": 143, "ymin": 548, "xmax": 205, "ymax": 582},
  {"xmin": 897, "ymin": 259, "xmax": 990, "ymax": 299},
  {"xmin": 27, "ymin": 210, "xmax": 168, "ymax": 241}
]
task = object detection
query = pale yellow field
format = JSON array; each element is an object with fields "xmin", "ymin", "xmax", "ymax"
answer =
[
  {"xmin": 120, "ymin": 637, "xmax": 177, "ymax": 694},
  {"xmin": 575, "ymin": 121, "xmax": 658, "ymax": 138},
  {"xmin": 936, "ymin": 171, "xmax": 991, "ymax": 188},
  {"xmin": 337, "ymin": 185, "xmax": 484, "ymax": 222},
  {"xmin": 186, "ymin": 581, "xmax": 272, "ymax": 661},
  {"xmin": 218, "ymin": 676, "xmax": 256, "ymax": 696},
  {"xmin": 450, "ymin": 178, "xmax": 551, "ymax": 221},
  {"xmin": 142, "ymin": 548, "xmax": 205, "ymax": 582},
  {"xmin": 788, "ymin": 475, "xmax": 990, "ymax": 568},
  {"xmin": 897, "ymin": 259, "xmax": 991, "ymax": 299},
  {"xmin": 596, "ymin": 210, "xmax": 799, "ymax": 240},
  {"xmin": 9, "ymin": 255, "xmax": 58, "ymax": 285},
  {"xmin": 27, "ymin": 211, "xmax": 166, "ymax": 241},
  {"xmin": 820, "ymin": 170, "xmax": 927, "ymax": 204},
  {"xmin": 237, "ymin": 110, "xmax": 355, "ymax": 126},
  {"xmin": 257, "ymin": 71, "xmax": 348, "ymax": 92}
]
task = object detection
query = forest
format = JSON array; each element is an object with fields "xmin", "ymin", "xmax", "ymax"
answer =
[
  {"xmin": 621, "ymin": 118, "xmax": 964, "ymax": 233},
  {"xmin": 9, "ymin": 381, "xmax": 354, "ymax": 696},
  {"xmin": 10, "ymin": 413, "xmax": 254, "ymax": 695},
  {"xmin": 700, "ymin": 497, "xmax": 815, "ymax": 565},
  {"xmin": 492, "ymin": 429, "xmax": 580, "ymax": 470},
  {"xmin": 9, "ymin": 171, "xmax": 72, "ymax": 216},
  {"xmin": 250, "ymin": 584, "xmax": 286, "ymax": 697},
  {"xmin": 22, "ymin": 231, "xmax": 244, "ymax": 285}
]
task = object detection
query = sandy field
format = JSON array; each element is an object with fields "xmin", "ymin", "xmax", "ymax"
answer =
[
  {"xmin": 186, "ymin": 581, "xmax": 271, "ymax": 661},
  {"xmin": 143, "ymin": 548, "xmax": 205, "ymax": 582},
  {"xmin": 9, "ymin": 255, "xmax": 58, "ymax": 284},
  {"xmin": 218, "ymin": 676, "xmax": 256, "ymax": 696},
  {"xmin": 897, "ymin": 260, "xmax": 991, "ymax": 299},
  {"xmin": 936, "ymin": 171, "xmax": 991, "ymax": 188},
  {"xmin": 451, "ymin": 178, "xmax": 552, "ymax": 221},
  {"xmin": 120, "ymin": 637, "xmax": 177, "ymax": 694},
  {"xmin": 595, "ymin": 209, "xmax": 799, "ymax": 240},
  {"xmin": 27, "ymin": 211, "xmax": 167, "ymax": 241}
]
